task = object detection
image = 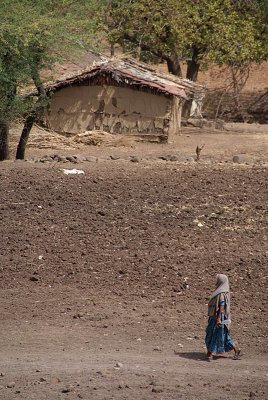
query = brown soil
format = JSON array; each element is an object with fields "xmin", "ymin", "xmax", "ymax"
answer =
[{"xmin": 0, "ymin": 126, "xmax": 268, "ymax": 399}]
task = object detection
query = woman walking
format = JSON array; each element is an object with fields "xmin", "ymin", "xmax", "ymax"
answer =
[{"xmin": 205, "ymin": 273, "xmax": 241, "ymax": 361}]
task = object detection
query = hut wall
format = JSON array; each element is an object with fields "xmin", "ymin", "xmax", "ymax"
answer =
[
  {"xmin": 168, "ymin": 96, "xmax": 182, "ymax": 143},
  {"xmin": 46, "ymin": 84, "xmax": 172, "ymax": 141}
]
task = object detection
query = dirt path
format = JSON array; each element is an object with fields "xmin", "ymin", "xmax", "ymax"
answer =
[
  {"xmin": 1, "ymin": 335, "xmax": 267, "ymax": 400},
  {"xmin": 1, "ymin": 290, "xmax": 267, "ymax": 400},
  {"xmin": 1, "ymin": 286, "xmax": 267, "ymax": 400}
]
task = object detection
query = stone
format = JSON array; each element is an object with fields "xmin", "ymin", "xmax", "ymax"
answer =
[
  {"xmin": 164, "ymin": 155, "xmax": 172, "ymax": 161},
  {"xmin": 181, "ymin": 118, "xmax": 188, "ymax": 127},
  {"xmin": 202, "ymin": 119, "xmax": 214, "ymax": 128},
  {"xmin": 74, "ymin": 155, "xmax": 86, "ymax": 163},
  {"xmin": 86, "ymin": 156, "xmax": 98, "ymax": 163},
  {"xmin": 110, "ymin": 155, "xmax": 120, "ymax": 160},
  {"xmin": 54, "ymin": 155, "xmax": 67, "ymax": 162},
  {"xmin": 97, "ymin": 210, "xmax": 106, "ymax": 217},
  {"xmin": 62, "ymin": 385, "xmax": 74, "ymax": 393},
  {"xmin": 169, "ymin": 155, "xmax": 178, "ymax": 162},
  {"xmin": 233, "ymin": 155, "xmax": 247, "ymax": 164},
  {"xmin": 186, "ymin": 157, "xmax": 195, "ymax": 162},
  {"xmin": 30, "ymin": 276, "xmax": 39, "ymax": 282},
  {"xmin": 255, "ymin": 204, "xmax": 263, "ymax": 210},
  {"xmin": 209, "ymin": 213, "xmax": 219, "ymax": 219},
  {"xmin": 214, "ymin": 119, "xmax": 225, "ymax": 130},
  {"xmin": 66, "ymin": 156, "xmax": 78, "ymax": 163},
  {"xmin": 152, "ymin": 387, "xmax": 163, "ymax": 393},
  {"xmin": 130, "ymin": 156, "xmax": 140, "ymax": 163},
  {"xmin": 114, "ymin": 362, "xmax": 123, "ymax": 369},
  {"xmin": 233, "ymin": 155, "xmax": 240, "ymax": 163},
  {"xmin": 40, "ymin": 156, "xmax": 54, "ymax": 163},
  {"xmin": 73, "ymin": 313, "xmax": 83, "ymax": 319},
  {"xmin": 158, "ymin": 155, "xmax": 168, "ymax": 161},
  {"xmin": 7, "ymin": 382, "xmax": 15, "ymax": 388},
  {"xmin": 187, "ymin": 118, "xmax": 203, "ymax": 128}
]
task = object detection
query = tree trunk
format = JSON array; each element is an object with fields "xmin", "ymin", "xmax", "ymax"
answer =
[
  {"xmin": 0, "ymin": 120, "xmax": 9, "ymax": 161},
  {"xmin": 16, "ymin": 68, "xmax": 47, "ymax": 160},
  {"xmin": 110, "ymin": 43, "xmax": 115, "ymax": 57},
  {"xmin": 121, "ymin": 34, "xmax": 183, "ymax": 76},
  {"xmin": 186, "ymin": 46, "xmax": 200, "ymax": 82},
  {"xmin": 166, "ymin": 53, "xmax": 182, "ymax": 77},
  {"xmin": 16, "ymin": 113, "xmax": 36, "ymax": 160},
  {"xmin": 186, "ymin": 59, "xmax": 199, "ymax": 81},
  {"xmin": 182, "ymin": 47, "xmax": 200, "ymax": 118}
]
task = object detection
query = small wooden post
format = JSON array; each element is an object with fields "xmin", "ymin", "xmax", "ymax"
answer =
[{"xmin": 195, "ymin": 144, "xmax": 205, "ymax": 161}]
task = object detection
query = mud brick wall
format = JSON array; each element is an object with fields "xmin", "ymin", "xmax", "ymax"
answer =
[{"xmin": 46, "ymin": 84, "xmax": 176, "ymax": 141}]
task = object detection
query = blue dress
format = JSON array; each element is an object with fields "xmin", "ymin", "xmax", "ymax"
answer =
[{"xmin": 205, "ymin": 299, "xmax": 234, "ymax": 353}]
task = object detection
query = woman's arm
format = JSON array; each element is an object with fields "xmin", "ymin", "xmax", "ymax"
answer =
[{"xmin": 216, "ymin": 304, "xmax": 224, "ymax": 327}]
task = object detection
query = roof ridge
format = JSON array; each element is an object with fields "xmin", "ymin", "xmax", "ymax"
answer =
[{"xmin": 26, "ymin": 55, "xmax": 205, "ymax": 99}]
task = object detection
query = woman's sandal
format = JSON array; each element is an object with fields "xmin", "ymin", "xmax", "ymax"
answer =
[
  {"xmin": 233, "ymin": 348, "xmax": 241, "ymax": 360},
  {"xmin": 206, "ymin": 353, "xmax": 213, "ymax": 361}
]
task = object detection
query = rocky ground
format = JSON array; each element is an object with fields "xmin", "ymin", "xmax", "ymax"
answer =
[{"xmin": 0, "ymin": 125, "xmax": 267, "ymax": 399}]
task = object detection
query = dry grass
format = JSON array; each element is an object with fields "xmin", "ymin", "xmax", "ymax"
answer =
[
  {"xmin": 73, "ymin": 130, "xmax": 135, "ymax": 147},
  {"xmin": 22, "ymin": 126, "xmax": 134, "ymax": 150},
  {"xmin": 28, "ymin": 131, "xmax": 74, "ymax": 150}
]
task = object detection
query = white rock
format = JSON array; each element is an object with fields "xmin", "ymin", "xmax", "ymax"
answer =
[
  {"xmin": 114, "ymin": 362, "xmax": 123, "ymax": 369},
  {"xmin": 62, "ymin": 169, "xmax": 85, "ymax": 175}
]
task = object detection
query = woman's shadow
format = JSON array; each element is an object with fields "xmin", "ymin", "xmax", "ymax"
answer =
[
  {"xmin": 175, "ymin": 351, "xmax": 230, "ymax": 362},
  {"xmin": 174, "ymin": 351, "xmax": 207, "ymax": 361}
]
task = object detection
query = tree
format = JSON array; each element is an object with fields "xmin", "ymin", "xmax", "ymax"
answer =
[
  {"xmin": 0, "ymin": 0, "xmax": 53, "ymax": 160},
  {"xmin": 0, "ymin": 0, "xmax": 107, "ymax": 160},
  {"xmin": 0, "ymin": 28, "xmax": 30, "ymax": 160},
  {"xmin": 15, "ymin": 34, "xmax": 49, "ymax": 160},
  {"xmin": 107, "ymin": 0, "xmax": 268, "ymax": 81}
]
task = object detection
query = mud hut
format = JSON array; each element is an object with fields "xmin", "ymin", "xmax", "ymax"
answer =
[{"xmin": 42, "ymin": 57, "xmax": 204, "ymax": 143}]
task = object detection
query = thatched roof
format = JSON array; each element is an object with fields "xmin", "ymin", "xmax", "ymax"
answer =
[{"xmin": 35, "ymin": 56, "xmax": 204, "ymax": 100}]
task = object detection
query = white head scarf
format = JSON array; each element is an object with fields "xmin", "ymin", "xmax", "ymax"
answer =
[{"xmin": 209, "ymin": 273, "xmax": 230, "ymax": 301}]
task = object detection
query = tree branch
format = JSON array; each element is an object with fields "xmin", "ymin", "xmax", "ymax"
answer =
[{"xmin": 122, "ymin": 33, "xmax": 170, "ymax": 62}]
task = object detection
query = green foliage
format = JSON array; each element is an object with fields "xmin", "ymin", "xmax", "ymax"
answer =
[
  {"xmin": 0, "ymin": 1, "xmax": 49, "ymax": 120},
  {"xmin": 108, "ymin": 0, "xmax": 268, "ymax": 76},
  {"xmin": 0, "ymin": 0, "xmax": 108, "ymax": 122},
  {"xmin": 0, "ymin": 0, "xmax": 266, "ymax": 122},
  {"xmin": 0, "ymin": 28, "xmax": 31, "ymax": 121}
]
